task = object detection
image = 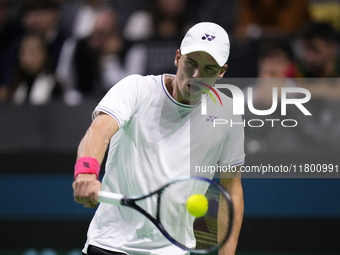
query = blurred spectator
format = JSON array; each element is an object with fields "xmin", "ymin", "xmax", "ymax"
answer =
[
  {"xmin": 124, "ymin": 0, "xmax": 191, "ymax": 75},
  {"xmin": 0, "ymin": 0, "xmax": 24, "ymax": 101},
  {"xmin": 188, "ymin": 0, "xmax": 238, "ymax": 34},
  {"xmin": 124, "ymin": 0, "xmax": 190, "ymax": 42},
  {"xmin": 59, "ymin": 0, "xmax": 107, "ymax": 39},
  {"xmin": 56, "ymin": 7, "xmax": 146, "ymax": 105},
  {"xmin": 7, "ymin": 34, "xmax": 63, "ymax": 105},
  {"xmin": 296, "ymin": 21, "xmax": 340, "ymax": 99},
  {"xmin": 309, "ymin": 0, "xmax": 340, "ymax": 31},
  {"xmin": 249, "ymin": 38, "xmax": 298, "ymax": 108},
  {"xmin": 258, "ymin": 39, "xmax": 297, "ymax": 79},
  {"xmin": 21, "ymin": 0, "xmax": 67, "ymax": 71},
  {"xmin": 234, "ymin": 0, "xmax": 310, "ymax": 41},
  {"xmin": 297, "ymin": 21, "xmax": 340, "ymax": 78},
  {"xmin": 1, "ymin": 0, "xmax": 67, "ymax": 101}
]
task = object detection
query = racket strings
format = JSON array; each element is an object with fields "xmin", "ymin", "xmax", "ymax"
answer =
[
  {"xmin": 158, "ymin": 179, "xmax": 231, "ymax": 251},
  {"xmin": 158, "ymin": 179, "xmax": 197, "ymax": 248},
  {"xmin": 192, "ymin": 184, "xmax": 220, "ymax": 249}
]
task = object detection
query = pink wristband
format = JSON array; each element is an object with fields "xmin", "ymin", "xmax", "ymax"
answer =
[{"xmin": 74, "ymin": 157, "xmax": 100, "ymax": 180}]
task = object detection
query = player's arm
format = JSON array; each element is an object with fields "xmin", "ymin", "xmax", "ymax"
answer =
[
  {"xmin": 219, "ymin": 167, "xmax": 244, "ymax": 255},
  {"xmin": 72, "ymin": 112, "xmax": 119, "ymax": 208}
]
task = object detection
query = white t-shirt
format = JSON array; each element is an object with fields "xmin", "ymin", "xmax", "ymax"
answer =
[{"xmin": 83, "ymin": 74, "xmax": 245, "ymax": 255}]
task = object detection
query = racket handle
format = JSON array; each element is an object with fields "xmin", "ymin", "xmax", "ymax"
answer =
[{"xmin": 97, "ymin": 191, "xmax": 124, "ymax": 206}]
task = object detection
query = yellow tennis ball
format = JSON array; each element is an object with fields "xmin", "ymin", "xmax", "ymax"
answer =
[{"xmin": 186, "ymin": 194, "xmax": 208, "ymax": 217}]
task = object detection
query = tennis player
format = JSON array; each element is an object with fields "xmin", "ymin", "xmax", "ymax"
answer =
[{"xmin": 72, "ymin": 22, "xmax": 245, "ymax": 255}]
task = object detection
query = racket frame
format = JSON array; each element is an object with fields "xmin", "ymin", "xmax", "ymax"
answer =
[{"xmin": 97, "ymin": 176, "xmax": 234, "ymax": 253}]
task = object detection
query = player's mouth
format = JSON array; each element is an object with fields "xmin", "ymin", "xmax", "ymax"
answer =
[{"xmin": 187, "ymin": 84, "xmax": 201, "ymax": 93}]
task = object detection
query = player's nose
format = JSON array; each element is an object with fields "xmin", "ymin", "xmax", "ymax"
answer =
[{"xmin": 192, "ymin": 67, "xmax": 202, "ymax": 78}]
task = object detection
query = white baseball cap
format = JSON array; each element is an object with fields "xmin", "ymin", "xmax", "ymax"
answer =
[{"xmin": 180, "ymin": 22, "xmax": 230, "ymax": 67}]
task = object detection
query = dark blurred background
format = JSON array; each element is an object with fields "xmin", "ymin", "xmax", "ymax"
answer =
[{"xmin": 1, "ymin": 0, "xmax": 340, "ymax": 254}]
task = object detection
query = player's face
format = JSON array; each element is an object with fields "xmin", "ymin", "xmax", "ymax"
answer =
[{"xmin": 174, "ymin": 50, "xmax": 227, "ymax": 104}]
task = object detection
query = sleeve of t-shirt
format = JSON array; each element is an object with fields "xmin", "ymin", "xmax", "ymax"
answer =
[
  {"xmin": 92, "ymin": 74, "xmax": 142, "ymax": 128},
  {"xmin": 218, "ymin": 114, "xmax": 245, "ymax": 168}
]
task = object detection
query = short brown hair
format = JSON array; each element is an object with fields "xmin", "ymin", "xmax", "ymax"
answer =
[{"xmin": 23, "ymin": 0, "xmax": 60, "ymax": 13}]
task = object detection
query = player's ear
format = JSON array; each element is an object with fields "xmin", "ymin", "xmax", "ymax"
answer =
[
  {"xmin": 218, "ymin": 64, "xmax": 228, "ymax": 79},
  {"xmin": 174, "ymin": 49, "xmax": 181, "ymax": 67}
]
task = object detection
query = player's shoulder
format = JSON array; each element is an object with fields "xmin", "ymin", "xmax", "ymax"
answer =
[
  {"xmin": 119, "ymin": 74, "xmax": 161, "ymax": 83},
  {"xmin": 117, "ymin": 74, "xmax": 144, "ymax": 84},
  {"xmin": 117, "ymin": 74, "xmax": 163, "ymax": 90},
  {"xmin": 215, "ymin": 89, "xmax": 234, "ymax": 108},
  {"xmin": 211, "ymin": 88, "xmax": 243, "ymax": 121}
]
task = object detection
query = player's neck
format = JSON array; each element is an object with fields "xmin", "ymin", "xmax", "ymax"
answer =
[{"xmin": 164, "ymin": 74, "xmax": 199, "ymax": 105}]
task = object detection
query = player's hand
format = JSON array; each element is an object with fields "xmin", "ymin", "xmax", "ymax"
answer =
[{"xmin": 72, "ymin": 174, "xmax": 102, "ymax": 208}]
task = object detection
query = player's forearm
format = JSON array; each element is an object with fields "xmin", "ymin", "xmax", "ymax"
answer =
[
  {"xmin": 77, "ymin": 113, "xmax": 119, "ymax": 164},
  {"xmin": 219, "ymin": 175, "xmax": 244, "ymax": 255},
  {"xmin": 75, "ymin": 126, "xmax": 109, "ymax": 182},
  {"xmin": 75, "ymin": 114, "xmax": 119, "ymax": 182},
  {"xmin": 77, "ymin": 125, "xmax": 110, "ymax": 165},
  {"xmin": 221, "ymin": 191, "xmax": 244, "ymax": 255}
]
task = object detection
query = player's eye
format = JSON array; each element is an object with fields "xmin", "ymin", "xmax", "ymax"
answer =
[
  {"xmin": 205, "ymin": 66, "xmax": 216, "ymax": 72},
  {"xmin": 187, "ymin": 60, "xmax": 196, "ymax": 66}
]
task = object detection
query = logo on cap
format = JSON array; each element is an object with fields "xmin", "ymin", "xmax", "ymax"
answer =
[{"xmin": 202, "ymin": 34, "xmax": 216, "ymax": 41}]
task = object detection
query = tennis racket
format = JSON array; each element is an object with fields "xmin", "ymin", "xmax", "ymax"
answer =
[{"xmin": 97, "ymin": 176, "xmax": 234, "ymax": 253}]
